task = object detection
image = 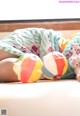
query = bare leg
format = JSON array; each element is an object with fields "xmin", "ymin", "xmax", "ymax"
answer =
[
  {"xmin": 74, "ymin": 67, "xmax": 80, "ymax": 81},
  {"xmin": 0, "ymin": 58, "xmax": 19, "ymax": 82},
  {"xmin": 0, "ymin": 50, "xmax": 19, "ymax": 82},
  {"xmin": 0, "ymin": 49, "xmax": 18, "ymax": 61}
]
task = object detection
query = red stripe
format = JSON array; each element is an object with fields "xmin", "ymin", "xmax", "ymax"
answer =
[
  {"xmin": 20, "ymin": 58, "xmax": 35, "ymax": 83},
  {"xmin": 53, "ymin": 54, "xmax": 65, "ymax": 77}
]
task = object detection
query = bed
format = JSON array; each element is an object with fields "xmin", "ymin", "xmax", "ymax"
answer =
[{"xmin": 0, "ymin": 20, "xmax": 80, "ymax": 116}]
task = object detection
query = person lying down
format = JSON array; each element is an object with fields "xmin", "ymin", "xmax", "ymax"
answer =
[{"xmin": 0, "ymin": 28, "xmax": 80, "ymax": 82}]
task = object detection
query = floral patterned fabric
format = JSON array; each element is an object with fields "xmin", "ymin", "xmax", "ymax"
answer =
[
  {"xmin": 0, "ymin": 28, "xmax": 63, "ymax": 59},
  {"xmin": 62, "ymin": 33, "xmax": 80, "ymax": 79}
]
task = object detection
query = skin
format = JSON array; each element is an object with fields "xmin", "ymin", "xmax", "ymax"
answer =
[
  {"xmin": 0, "ymin": 50, "xmax": 19, "ymax": 82},
  {"xmin": 74, "ymin": 67, "xmax": 80, "ymax": 81}
]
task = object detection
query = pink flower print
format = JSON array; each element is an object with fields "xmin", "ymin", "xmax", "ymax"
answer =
[
  {"xmin": 66, "ymin": 51, "xmax": 73, "ymax": 59},
  {"xmin": 48, "ymin": 35, "xmax": 50, "ymax": 40},
  {"xmin": 32, "ymin": 45, "xmax": 38, "ymax": 52},
  {"xmin": 20, "ymin": 46, "xmax": 26, "ymax": 53},
  {"xmin": 69, "ymin": 51, "xmax": 73, "ymax": 57},
  {"xmin": 74, "ymin": 44, "xmax": 78, "ymax": 49},
  {"xmin": 76, "ymin": 49, "xmax": 80, "ymax": 54},
  {"xmin": 59, "ymin": 46, "xmax": 62, "ymax": 53},
  {"xmin": 48, "ymin": 46, "xmax": 53, "ymax": 52},
  {"xmin": 70, "ymin": 57, "xmax": 79, "ymax": 68},
  {"xmin": 71, "ymin": 59, "xmax": 77, "ymax": 67}
]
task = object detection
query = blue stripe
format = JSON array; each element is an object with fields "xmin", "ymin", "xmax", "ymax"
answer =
[{"xmin": 42, "ymin": 66, "xmax": 54, "ymax": 79}]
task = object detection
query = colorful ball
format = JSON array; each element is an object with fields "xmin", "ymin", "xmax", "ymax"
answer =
[
  {"xmin": 13, "ymin": 53, "xmax": 43, "ymax": 83},
  {"xmin": 42, "ymin": 51, "xmax": 68, "ymax": 80}
]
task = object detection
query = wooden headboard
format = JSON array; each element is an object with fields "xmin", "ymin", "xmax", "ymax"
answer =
[
  {"xmin": 0, "ymin": 20, "xmax": 80, "ymax": 39},
  {"xmin": 0, "ymin": 20, "xmax": 80, "ymax": 32}
]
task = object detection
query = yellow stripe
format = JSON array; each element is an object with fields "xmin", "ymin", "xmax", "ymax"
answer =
[
  {"xmin": 61, "ymin": 39, "xmax": 70, "ymax": 51},
  {"xmin": 28, "ymin": 59, "xmax": 43, "ymax": 82},
  {"xmin": 62, "ymin": 57, "xmax": 68, "ymax": 75}
]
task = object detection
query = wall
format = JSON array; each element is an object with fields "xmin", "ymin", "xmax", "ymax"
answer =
[{"xmin": 0, "ymin": 0, "xmax": 80, "ymax": 20}]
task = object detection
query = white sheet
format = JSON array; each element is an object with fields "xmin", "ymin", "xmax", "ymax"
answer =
[{"xmin": 0, "ymin": 80, "xmax": 80, "ymax": 116}]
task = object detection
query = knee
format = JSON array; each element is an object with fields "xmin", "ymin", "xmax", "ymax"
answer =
[{"xmin": 0, "ymin": 58, "xmax": 19, "ymax": 82}]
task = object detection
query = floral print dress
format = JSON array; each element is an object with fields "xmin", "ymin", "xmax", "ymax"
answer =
[
  {"xmin": 62, "ymin": 33, "xmax": 80, "ymax": 79},
  {"xmin": 0, "ymin": 28, "xmax": 62, "ymax": 59}
]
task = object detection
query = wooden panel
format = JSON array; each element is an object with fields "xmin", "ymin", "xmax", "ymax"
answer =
[{"xmin": 0, "ymin": 21, "xmax": 80, "ymax": 32}]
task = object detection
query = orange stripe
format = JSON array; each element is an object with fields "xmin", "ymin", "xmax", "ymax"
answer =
[
  {"xmin": 53, "ymin": 54, "xmax": 65, "ymax": 77},
  {"xmin": 21, "ymin": 58, "xmax": 35, "ymax": 83}
]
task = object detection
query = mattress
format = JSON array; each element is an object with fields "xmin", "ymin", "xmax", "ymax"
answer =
[{"xmin": 0, "ymin": 80, "xmax": 80, "ymax": 116}]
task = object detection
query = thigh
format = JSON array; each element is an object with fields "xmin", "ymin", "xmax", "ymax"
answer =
[{"xmin": 0, "ymin": 49, "xmax": 18, "ymax": 61}]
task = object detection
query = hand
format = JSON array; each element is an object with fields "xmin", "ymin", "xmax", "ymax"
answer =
[{"xmin": 74, "ymin": 67, "xmax": 80, "ymax": 81}]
